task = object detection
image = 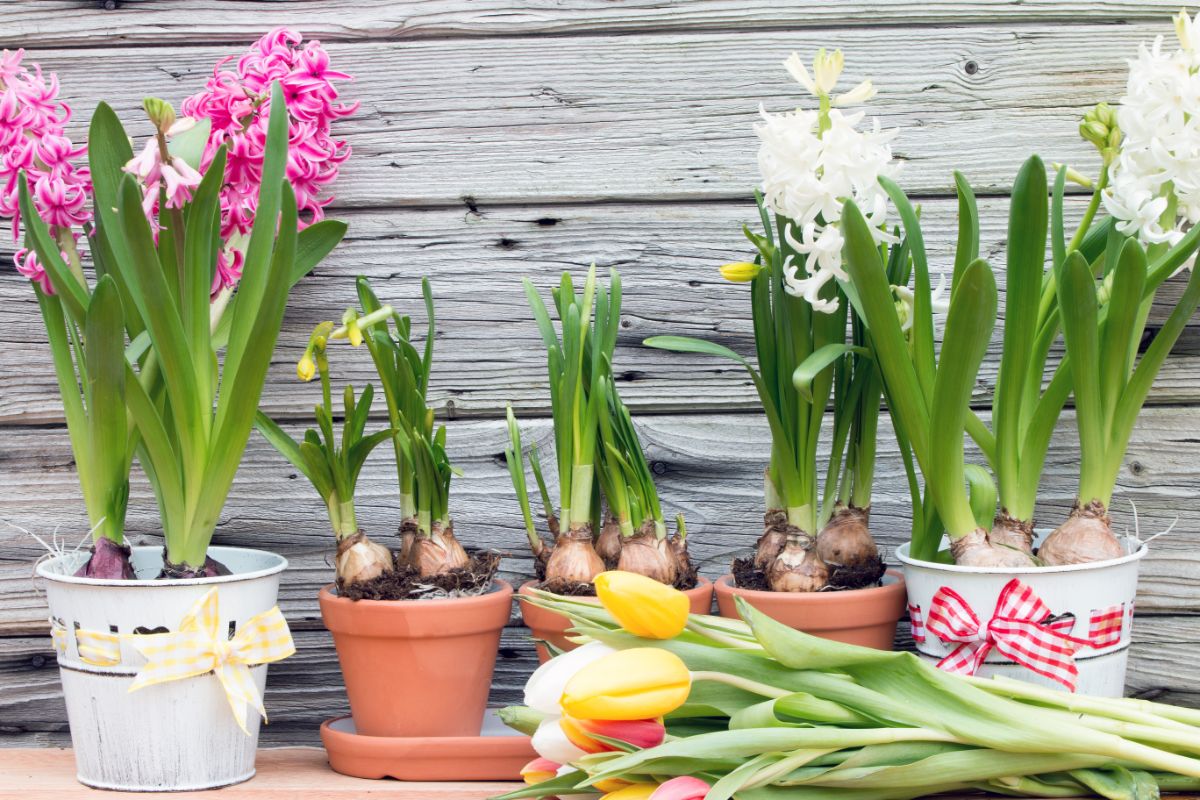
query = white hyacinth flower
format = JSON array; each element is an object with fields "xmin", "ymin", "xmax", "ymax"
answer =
[
  {"xmin": 1102, "ymin": 10, "xmax": 1200, "ymax": 268},
  {"xmin": 893, "ymin": 275, "xmax": 951, "ymax": 334},
  {"xmin": 757, "ymin": 50, "xmax": 899, "ymax": 312}
]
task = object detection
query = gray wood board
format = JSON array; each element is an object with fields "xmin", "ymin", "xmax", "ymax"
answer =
[
  {"xmin": 0, "ymin": 24, "xmax": 1171, "ymax": 205},
  {"xmin": 0, "ymin": 2, "xmax": 1188, "ymax": 46},
  {"xmin": 4, "ymin": 198, "xmax": 1199, "ymax": 425}
]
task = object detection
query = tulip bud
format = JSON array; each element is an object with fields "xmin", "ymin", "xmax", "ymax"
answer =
[
  {"xmin": 561, "ymin": 647, "xmax": 692, "ymax": 721},
  {"xmin": 594, "ymin": 571, "xmax": 689, "ymax": 639},
  {"xmin": 560, "ymin": 716, "xmax": 666, "ymax": 753},
  {"xmin": 520, "ymin": 757, "xmax": 560, "ymax": 786},
  {"xmin": 719, "ymin": 261, "xmax": 762, "ymax": 282},
  {"xmin": 143, "ymin": 97, "xmax": 176, "ymax": 134},
  {"xmin": 650, "ymin": 776, "xmax": 712, "ymax": 800}
]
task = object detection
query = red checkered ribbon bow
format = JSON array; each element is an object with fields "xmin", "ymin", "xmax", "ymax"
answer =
[{"xmin": 926, "ymin": 579, "xmax": 1092, "ymax": 691}]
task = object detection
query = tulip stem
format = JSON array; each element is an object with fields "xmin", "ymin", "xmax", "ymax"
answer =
[
  {"xmin": 690, "ymin": 671, "xmax": 790, "ymax": 699},
  {"xmin": 685, "ymin": 622, "xmax": 761, "ymax": 650}
]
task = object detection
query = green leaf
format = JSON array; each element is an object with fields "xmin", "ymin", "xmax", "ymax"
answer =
[
  {"xmin": 880, "ymin": 177, "xmax": 936, "ymax": 401},
  {"xmin": 291, "ymin": 220, "xmax": 349, "ymax": 287},
  {"xmin": 930, "ymin": 259, "xmax": 997, "ymax": 537},
  {"xmin": 1056, "ymin": 250, "xmax": 1105, "ymax": 501},
  {"xmin": 254, "ymin": 411, "xmax": 314, "ymax": 484},
  {"xmin": 167, "ymin": 117, "xmax": 212, "ymax": 171},
  {"xmin": 993, "ymin": 155, "xmax": 1048, "ymax": 507},
  {"xmin": 222, "ymin": 81, "xmax": 289, "ymax": 386},
  {"xmin": 951, "ymin": 171, "xmax": 980, "ymax": 300},
  {"xmin": 348, "ymin": 428, "xmax": 395, "ymax": 488},
  {"xmin": 17, "ymin": 173, "xmax": 89, "ymax": 321},
  {"xmin": 793, "ymin": 343, "xmax": 868, "ymax": 401},
  {"xmin": 840, "ymin": 199, "xmax": 930, "ymax": 462},
  {"xmin": 1099, "ymin": 239, "xmax": 1147, "ymax": 421},
  {"xmin": 964, "ymin": 464, "xmax": 998, "ymax": 531},
  {"xmin": 182, "ymin": 146, "xmax": 227, "ymax": 398},
  {"xmin": 83, "ymin": 276, "xmax": 128, "ymax": 529}
]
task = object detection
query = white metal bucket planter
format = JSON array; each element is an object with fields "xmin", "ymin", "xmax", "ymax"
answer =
[
  {"xmin": 897, "ymin": 534, "xmax": 1146, "ymax": 697},
  {"xmin": 36, "ymin": 545, "xmax": 290, "ymax": 791}
]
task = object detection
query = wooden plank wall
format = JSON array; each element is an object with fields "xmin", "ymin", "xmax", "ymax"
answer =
[{"xmin": 2, "ymin": 1, "xmax": 1199, "ymax": 746}]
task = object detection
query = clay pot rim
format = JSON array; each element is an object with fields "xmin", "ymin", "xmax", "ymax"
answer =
[
  {"xmin": 715, "ymin": 570, "xmax": 905, "ymax": 604},
  {"xmin": 517, "ymin": 574, "xmax": 713, "ymax": 599},
  {"xmin": 319, "ymin": 578, "xmax": 513, "ymax": 609},
  {"xmin": 321, "ymin": 714, "xmax": 533, "ymax": 749}
]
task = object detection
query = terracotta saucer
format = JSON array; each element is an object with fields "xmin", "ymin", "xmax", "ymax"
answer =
[{"xmin": 320, "ymin": 709, "xmax": 535, "ymax": 781}]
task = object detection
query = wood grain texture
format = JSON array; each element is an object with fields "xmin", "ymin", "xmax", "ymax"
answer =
[
  {"xmin": 0, "ymin": 1, "xmax": 1188, "ymax": 47},
  {"xmin": 4, "ymin": 199, "xmax": 1199, "ymax": 424},
  {"xmin": 1, "ymin": 24, "xmax": 1167, "ymax": 206}
]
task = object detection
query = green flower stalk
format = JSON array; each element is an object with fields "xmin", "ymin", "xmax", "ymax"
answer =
[
  {"xmin": 646, "ymin": 193, "xmax": 885, "ymax": 592},
  {"xmin": 505, "ymin": 265, "xmax": 614, "ymax": 587},
  {"xmin": 591, "ymin": 270, "xmax": 692, "ymax": 584},
  {"xmin": 254, "ymin": 324, "xmax": 395, "ymax": 587},
  {"xmin": 38, "ymin": 85, "xmax": 346, "ymax": 577},
  {"xmin": 354, "ymin": 277, "xmax": 470, "ymax": 578}
]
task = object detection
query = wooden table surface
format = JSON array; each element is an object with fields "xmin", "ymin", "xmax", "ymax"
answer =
[{"xmin": 0, "ymin": 748, "xmax": 521, "ymax": 799}]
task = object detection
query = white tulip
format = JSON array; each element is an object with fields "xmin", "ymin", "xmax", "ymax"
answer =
[
  {"xmin": 523, "ymin": 640, "xmax": 615, "ymax": 714},
  {"xmin": 531, "ymin": 718, "xmax": 588, "ymax": 765}
]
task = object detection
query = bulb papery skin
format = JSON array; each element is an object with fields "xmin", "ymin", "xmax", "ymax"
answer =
[
  {"xmin": 410, "ymin": 522, "xmax": 470, "ymax": 577},
  {"xmin": 616, "ymin": 527, "xmax": 677, "ymax": 585},
  {"xmin": 755, "ymin": 509, "xmax": 789, "ymax": 571},
  {"xmin": 767, "ymin": 537, "xmax": 829, "ymax": 592},
  {"xmin": 335, "ymin": 532, "xmax": 394, "ymax": 585},
  {"xmin": 816, "ymin": 504, "xmax": 879, "ymax": 568},
  {"xmin": 989, "ymin": 510, "xmax": 1035, "ymax": 555},
  {"xmin": 74, "ymin": 537, "xmax": 137, "ymax": 580},
  {"xmin": 398, "ymin": 518, "xmax": 418, "ymax": 566},
  {"xmin": 597, "ymin": 515, "xmax": 623, "ymax": 569},
  {"xmin": 544, "ymin": 525, "xmax": 606, "ymax": 585},
  {"xmin": 1039, "ymin": 500, "xmax": 1126, "ymax": 566},
  {"xmin": 949, "ymin": 528, "xmax": 1037, "ymax": 568}
]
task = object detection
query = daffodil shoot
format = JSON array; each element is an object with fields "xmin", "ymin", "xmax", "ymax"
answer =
[
  {"xmin": 502, "ymin": 573, "xmax": 1200, "ymax": 800},
  {"xmin": 646, "ymin": 51, "xmax": 890, "ymax": 592},
  {"xmin": 506, "ymin": 267, "xmax": 694, "ymax": 591}
]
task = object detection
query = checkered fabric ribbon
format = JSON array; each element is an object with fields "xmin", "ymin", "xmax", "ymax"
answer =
[
  {"xmin": 925, "ymin": 578, "xmax": 1092, "ymax": 691},
  {"xmin": 1088, "ymin": 603, "xmax": 1126, "ymax": 649},
  {"xmin": 129, "ymin": 588, "xmax": 295, "ymax": 733},
  {"xmin": 908, "ymin": 602, "xmax": 926, "ymax": 643}
]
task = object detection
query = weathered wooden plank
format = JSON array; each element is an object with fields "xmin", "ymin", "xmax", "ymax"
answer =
[
  {"xmin": 6, "ymin": 24, "xmax": 1168, "ymax": 206},
  {"xmin": 1, "ymin": 407, "xmax": 1196, "ymax": 638},
  {"xmin": 0, "ymin": 1, "xmax": 1186, "ymax": 47},
  {"xmin": 4, "ymin": 199, "xmax": 1199, "ymax": 425},
  {"xmin": 5, "ymin": 611, "xmax": 1200, "ymax": 748}
]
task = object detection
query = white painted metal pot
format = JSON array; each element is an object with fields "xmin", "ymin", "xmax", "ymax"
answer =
[
  {"xmin": 36, "ymin": 545, "xmax": 288, "ymax": 791},
  {"xmin": 897, "ymin": 534, "xmax": 1146, "ymax": 697}
]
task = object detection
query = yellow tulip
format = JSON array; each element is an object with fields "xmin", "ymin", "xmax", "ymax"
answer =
[
  {"xmin": 719, "ymin": 261, "xmax": 762, "ymax": 283},
  {"xmin": 594, "ymin": 571, "xmax": 689, "ymax": 639},
  {"xmin": 561, "ymin": 647, "xmax": 691, "ymax": 721},
  {"xmin": 600, "ymin": 784, "xmax": 657, "ymax": 800}
]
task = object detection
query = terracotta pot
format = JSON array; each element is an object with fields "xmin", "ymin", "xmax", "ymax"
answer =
[
  {"xmin": 319, "ymin": 580, "xmax": 513, "ymax": 737},
  {"xmin": 519, "ymin": 576, "xmax": 713, "ymax": 663},
  {"xmin": 714, "ymin": 570, "xmax": 906, "ymax": 650}
]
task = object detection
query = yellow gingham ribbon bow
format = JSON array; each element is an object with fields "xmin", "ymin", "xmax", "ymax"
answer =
[
  {"xmin": 128, "ymin": 588, "xmax": 295, "ymax": 734},
  {"xmin": 49, "ymin": 619, "xmax": 122, "ymax": 666}
]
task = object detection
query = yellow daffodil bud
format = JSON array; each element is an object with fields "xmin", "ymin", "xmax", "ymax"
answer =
[
  {"xmin": 561, "ymin": 647, "xmax": 691, "ymax": 721},
  {"xmin": 594, "ymin": 571, "xmax": 689, "ymax": 640},
  {"xmin": 600, "ymin": 784, "xmax": 657, "ymax": 800},
  {"xmin": 296, "ymin": 353, "xmax": 317, "ymax": 382},
  {"xmin": 719, "ymin": 261, "xmax": 761, "ymax": 283}
]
